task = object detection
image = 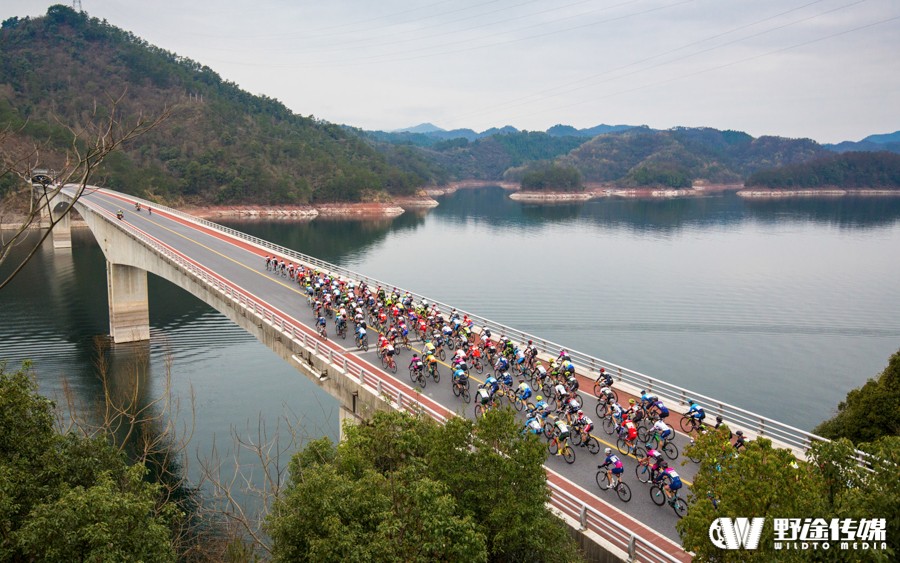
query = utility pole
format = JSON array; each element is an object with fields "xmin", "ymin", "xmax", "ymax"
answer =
[{"xmin": 73, "ymin": 0, "xmax": 83, "ymax": 12}]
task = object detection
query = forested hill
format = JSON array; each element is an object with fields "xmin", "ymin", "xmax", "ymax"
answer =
[
  {"xmin": 554, "ymin": 127, "xmax": 829, "ymax": 188},
  {"xmin": 745, "ymin": 151, "xmax": 900, "ymax": 189},
  {"xmin": 0, "ymin": 6, "xmax": 425, "ymax": 204}
]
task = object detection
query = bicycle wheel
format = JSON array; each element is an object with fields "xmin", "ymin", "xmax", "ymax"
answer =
[
  {"xmin": 543, "ymin": 421, "xmax": 555, "ymax": 439},
  {"xmin": 616, "ymin": 437, "xmax": 630, "ymax": 455},
  {"xmin": 595, "ymin": 402, "xmax": 607, "ymax": 419},
  {"xmin": 474, "ymin": 359, "xmax": 484, "ymax": 374},
  {"xmin": 650, "ymin": 485, "xmax": 666, "ymax": 506},
  {"xmin": 595, "ymin": 471, "xmax": 611, "ymax": 490},
  {"xmin": 662, "ymin": 441, "xmax": 679, "ymax": 460},
  {"xmin": 547, "ymin": 440, "xmax": 559, "ymax": 455},
  {"xmin": 362, "ymin": 339, "xmax": 369, "ymax": 352},
  {"xmin": 390, "ymin": 360, "xmax": 398, "ymax": 374},
  {"xmin": 637, "ymin": 425, "xmax": 650, "ymax": 443},
  {"xmin": 561, "ymin": 445, "xmax": 576, "ymax": 464},
  {"xmin": 672, "ymin": 498, "xmax": 688, "ymax": 518},
  {"xmin": 409, "ymin": 368, "xmax": 418, "ymax": 384},
  {"xmin": 593, "ymin": 382, "xmax": 603, "ymax": 397},
  {"xmin": 416, "ymin": 372, "xmax": 426, "ymax": 388},
  {"xmin": 437, "ymin": 348, "xmax": 446, "ymax": 361},
  {"xmin": 602, "ymin": 417, "xmax": 615, "ymax": 435},
  {"xmin": 452, "ymin": 382, "xmax": 461, "ymax": 397},
  {"xmin": 616, "ymin": 482, "xmax": 632, "ymax": 503},
  {"xmin": 460, "ymin": 386, "xmax": 471, "ymax": 404},
  {"xmin": 475, "ymin": 404, "xmax": 485, "ymax": 418},
  {"xmin": 635, "ymin": 463, "xmax": 652, "ymax": 484},
  {"xmin": 679, "ymin": 415, "xmax": 694, "ymax": 433},
  {"xmin": 514, "ymin": 397, "xmax": 524, "ymax": 412},
  {"xmin": 431, "ymin": 368, "xmax": 440, "ymax": 384},
  {"xmin": 687, "ymin": 441, "xmax": 701, "ymax": 463},
  {"xmin": 633, "ymin": 446, "xmax": 647, "ymax": 461},
  {"xmin": 570, "ymin": 430, "xmax": 583, "ymax": 446},
  {"xmin": 586, "ymin": 436, "xmax": 601, "ymax": 455}
]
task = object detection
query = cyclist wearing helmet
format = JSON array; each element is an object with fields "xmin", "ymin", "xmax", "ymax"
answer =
[
  {"xmin": 599, "ymin": 448, "xmax": 624, "ymax": 487},
  {"xmin": 517, "ymin": 378, "xmax": 533, "ymax": 401},
  {"xmin": 687, "ymin": 399, "xmax": 706, "ymax": 422},
  {"xmin": 734, "ymin": 430, "xmax": 746, "ymax": 451},
  {"xmin": 534, "ymin": 395, "xmax": 551, "ymax": 416},
  {"xmin": 574, "ymin": 410, "xmax": 594, "ymax": 445}
]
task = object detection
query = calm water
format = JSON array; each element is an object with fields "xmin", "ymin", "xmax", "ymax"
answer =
[{"xmin": 1, "ymin": 188, "xmax": 899, "ymax": 479}]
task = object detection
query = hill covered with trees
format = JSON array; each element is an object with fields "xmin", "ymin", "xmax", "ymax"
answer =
[
  {"xmin": 745, "ymin": 151, "xmax": 900, "ymax": 190},
  {"xmin": 0, "ymin": 5, "xmax": 427, "ymax": 204}
]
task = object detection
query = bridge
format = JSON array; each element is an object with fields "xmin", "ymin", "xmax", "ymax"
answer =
[{"xmin": 41, "ymin": 185, "xmax": 839, "ymax": 562}]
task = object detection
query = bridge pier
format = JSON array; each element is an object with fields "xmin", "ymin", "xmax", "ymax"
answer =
[
  {"xmin": 51, "ymin": 203, "xmax": 72, "ymax": 248},
  {"xmin": 107, "ymin": 262, "xmax": 150, "ymax": 343}
]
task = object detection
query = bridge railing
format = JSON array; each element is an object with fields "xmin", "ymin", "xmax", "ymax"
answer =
[
  {"xmin": 84, "ymin": 195, "xmax": 684, "ymax": 562},
  {"xmin": 126, "ymin": 193, "xmax": 859, "ymax": 459}
]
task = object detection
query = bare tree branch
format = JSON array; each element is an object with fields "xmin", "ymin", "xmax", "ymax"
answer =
[{"xmin": 0, "ymin": 92, "xmax": 172, "ymax": 291}]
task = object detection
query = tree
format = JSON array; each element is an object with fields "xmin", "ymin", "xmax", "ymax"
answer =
[
  {"xmin": 813, "ymin": 349, "xmax": 900, "ymax": 444},
  {"xmin": 0, "ymin": 93, "xmax": 171, "ymax": 290},
  {"xmin": 0, "ymin": 361, "xmax": 178, "ymax": 561},
  {"xmin": 266, "ymin": 409, "xmax": 582, "ymax": 562}
]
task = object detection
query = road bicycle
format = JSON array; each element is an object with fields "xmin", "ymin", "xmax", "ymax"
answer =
[
  {"xmin": 595, "ymin": 470, "xmax": 632, "ymax": 502},
  {"xmin": 380, "ymin": 353, "xmax": 398, "ymax": 374},
  {"xmin": 547, "ymin": 435, "xmax": 576, "ymax": 464},
  {"xmin": 452, "ymin": 377, "xmax": 470, "ymax": 403},
  {"xmin": 408, "ymin": 365, "xmax": 427, "ymax": 388},
  {"xmin": 650, "ymin": 483, "xmax": 688, "ymax": 518},
  {"xmin": 355, "ymin": 333, "xmax": 369, "ymax": 351}
]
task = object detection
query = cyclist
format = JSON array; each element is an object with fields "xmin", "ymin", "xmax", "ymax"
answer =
[
  {"xmin": 657, "ymin": 461, "xmax": 683, "ymax": 502},
  {"xmin": 476, "ymin": 386, "xmax": 492, "ymax": 410},
  {"xmin": 425, "ymin": 353, "xmax": 439, "ymax": 376},
  {"xmin": 483, "ymin": 374, "xmax": 500, "ymax": 398},
  {"xmin": 596, "ymin": 367, "xmax": 612, "ymax": 388},
  {"xmin": 423, "ymin": 338, "xmax": 437, "ymax": 357},
  {"xmin": 408, "ymin": 353, "xmax": 424, "ymax": 375},
  {"xmin": 452, "ymin": 366, "xmax": 468, "ymax": 388},
  {"xmin": 316, "ymin": 314, "xmax": 327, "ymax": 333},
  {"xmin": 523, "ymin": 414, "xmax": 543, "ymax": 435},
  {"xmin": 642, "ymin": 445, "xmax": 665, "ymax": 481},
  {"xmin": 355, "ymin": 324, "xmax": 367, "ymax": 342},
  {"xmin": 552, "ymin": 380, "xmax": 568, "ymax": 407},
  {"xmin": 652, "ymin": 419, "xmax": 673, "ymax": 443},
  {"xmin": 620, "ymin": 417, "xmax": 638, "ymax": 454},
  {"xmin": 382, "ymin": 342, "xmax": 396, "ymax": 364},
  {"xmin": 650, "ymin": 398, "xmax": 670, "ymax": 421},
  {"xmin": 687, "ymin": 399, "xmax": 706, "ymax": 426},
  {"xmin": 574, "ymin": 410, "xmax": 594, "ymax": 446},
  {"xmin": 533, "ymin": 395, "xmax": 551, "ymax": 417},
  {"xmin": 335, "ymin": 314, "xmax": 347, "ymax": 335},
  {"xmin": 599, "ymin": 448, "xmax": 624, "ymax": 486},
  {"xmin": 562, "ymin": 391, "xmax": 581, "ymax": 420},
  {"xmin": 564, "ymin": 371, "xmax": 579, "ymax": 393},
  {"xmin": 494, "ymin": 355, "xmax": 510, "ymax": 374},
  {"xmin": 733, "ymin": 430, "xmax": 747, "ymax": 451},
  {"xmin": 552, "ymin": 418, "xmax": 571, "ymax": 455},
  {"xmin": 609, "ymin": 401, "xmax": 625, "ymax": 425},
  {"xmin": 597, "ymin": 384, "xmax": 616, "ymax": 408},
  {"xmin": 516, "ymin": 378, "xmax": 533, "ymax": 402}
]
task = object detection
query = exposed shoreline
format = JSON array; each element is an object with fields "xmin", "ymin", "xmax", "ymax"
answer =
[{"xmin": 737, "ymin": 188, "xmax": 900, "ymax": 198}]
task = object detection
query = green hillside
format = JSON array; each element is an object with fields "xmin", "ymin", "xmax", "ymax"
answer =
[
  {"xmin": 745, "ymin": 151, "xmax": 900, "ymax": 189},
  {"xmin": 0, "ymin": 5, "xmax": 425, "ymax": 204},
  {"xmin": 557, "ymin": 127, "xmax": 828, "ymax": 188}
]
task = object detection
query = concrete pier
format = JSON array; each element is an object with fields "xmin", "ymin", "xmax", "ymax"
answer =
[{"xmin": 106, "ymin": 262, "xmax": 150, "ymax": 343}]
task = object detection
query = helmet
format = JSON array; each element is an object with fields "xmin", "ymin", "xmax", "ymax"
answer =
[
  {"xmin": 688, "ymin": 399, "xmax": 695, "ymax": 405},
  {"xmin": 736, "ymin": 430, "xmax": 744, "ymax": 436},
  {"xmin": 528, "ymin": 340, "xmax": 533, "ymax": 345},
  {"xmin": 536, "ymin": 395, "xmax": 543, "ymax": 402},
  {"xmin": 641, "ymin": 389, "xmax": 647, "ymax": 394},
  {"xmin": 629, "ymin": 399, "xmax": 636, "ymax": 405},
  {"xmin": 577, "ymin": 410, "xmax": 583, "ymax": 416},
  {"xmin": 658, "ymin": 460, "xmax": 668, "ymax": 469},
  {"xmin": 716, "ymin": 415, "xmax": 723, "ymax": 423},
  {"xmin": 604, "ymin": 448, "xmax": 612, "ymax": 455},
  {"xmin": 655, "ymin": 453, "xmax": 664, "ymax": 461}
]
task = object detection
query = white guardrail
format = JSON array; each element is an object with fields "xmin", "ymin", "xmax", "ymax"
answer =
[{"xmin": 79, "ymin": 190, "xmax": 686, "ymax": 562}]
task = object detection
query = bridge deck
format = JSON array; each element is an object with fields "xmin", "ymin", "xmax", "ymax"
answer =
[{"xmin": 71, "ymin": 188, "xmax": 708, "ymax": 560}]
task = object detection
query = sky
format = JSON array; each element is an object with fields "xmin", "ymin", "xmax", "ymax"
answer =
[{"xmin": 3, "ymin": 0, "xmax": 899, "ymax": 143}]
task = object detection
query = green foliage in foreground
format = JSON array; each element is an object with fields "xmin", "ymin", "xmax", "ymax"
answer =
[
  {"xmin": 266, "ymin": 409, "xmax": 583, "ymax": 563},
  {"xmin": 0, "ymin": 361, "xmax": 177, "ymax": 562},
  {"xmin": 814, "ymin": 349, "xmax": 900, "ymax": 444},
  {"xmin": 679, "ymin": 350, "xmax": 900, "ymax": 562}
]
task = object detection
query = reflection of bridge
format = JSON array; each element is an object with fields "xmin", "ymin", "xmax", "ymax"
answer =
[{"xmin": 44, "ymin": 185, "xmax": 837, "ymax": 562}]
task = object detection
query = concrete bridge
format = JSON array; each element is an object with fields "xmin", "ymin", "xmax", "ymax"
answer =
[{"xmin": 40, "ymin": 184, "xmax": 844, "ymax": 562}]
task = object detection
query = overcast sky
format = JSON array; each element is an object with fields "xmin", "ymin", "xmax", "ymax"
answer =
[{"xmin": 4, "ymin": 1, "xmax": 899, "ymax": 143}]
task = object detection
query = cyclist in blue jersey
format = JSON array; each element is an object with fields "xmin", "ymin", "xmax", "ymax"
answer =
[
  {"xmin": 495, "ymin": 356, "xmax": 509, "ymax": 373},
  {"xmin": 484, "ymin": 375, "xmax": 500, "ymax": 398},
  {"xmin": 657, "ymin": 461, "xmax": 683, "ymax": 501},
  {"xmin": 687, "ymin": 399, "xmax": 706, "ymax": 423},
  {"xmin": 516, "ymin": 378, "xmax": 533, "ymax": 401},
  {"xmin": 533, "ymin": 395, "xmax": 551, "ymax": 417},
  {"xmin": 523, "ymin": 413, "xmax": 543, "ymax": 435},
  {"xmin": 600, "ymin": 448, "xmax": 625, "ymax": 487}
]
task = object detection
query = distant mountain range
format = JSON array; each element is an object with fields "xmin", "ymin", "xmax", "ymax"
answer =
[
  {"xmin": 824, "ymin": 131, "xmax": 900, "ymax": 154},
  {"xmin": 382, "ymin": 123, "xmax": 639, "ymax": 144}
]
